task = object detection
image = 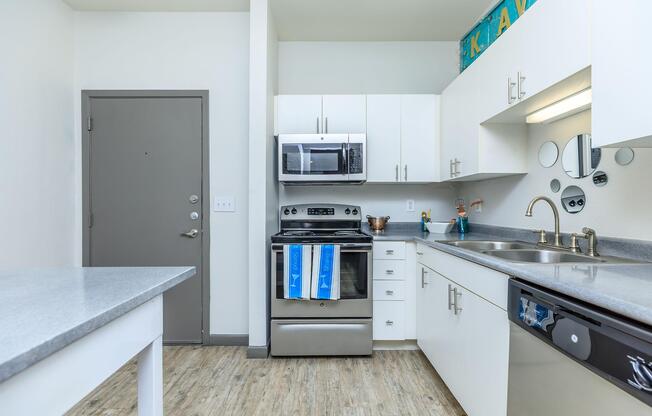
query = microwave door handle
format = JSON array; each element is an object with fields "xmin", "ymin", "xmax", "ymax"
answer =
[{"xmin": 342, "ymin": 143, "xmax": 348, "ymax": 175}]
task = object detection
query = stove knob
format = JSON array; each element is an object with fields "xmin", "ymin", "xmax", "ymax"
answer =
[
  {"xmin": 291, "ymin": 208, "xmax": 297, "ymax": 215},
  {"xmin": 352, "ymin": 208, "xmax": 359, "ymax": 215},
  {"xmin": 283, "ymin": 208, "xmax": 290, "ymax": 215},
  {"xmin": 345, "ymin": 208, "xmax": 351, "ymax": 215}
]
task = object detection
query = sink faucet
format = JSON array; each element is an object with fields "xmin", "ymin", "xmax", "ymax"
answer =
[{"xmin": 525, "ymin": 196, "xmax": 562, "ymax": 247}]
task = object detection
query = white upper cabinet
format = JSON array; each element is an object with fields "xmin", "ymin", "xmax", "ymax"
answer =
[
  {"xmin": 366, "ymin": 95, "xmax": 402, "ymax": 182},
  {"xmin": 276, "ymin": 95, "xmax": 322, "ymax": 134},
  {"xmin": 440, "ymin": 0, "xmax": 590, "ymax": 182},
  {"xmin": 400, "ymin": 95, "xmax": 440, "ymax": 182},
  {"xmin": 592, "ymin": 0, "xmax": 652, "ymax": 147},
  {"xmin": 275, "ymin": 95, "xmax": 365, "ymax": 135},
  {"xmin": 322, "ymin": 95, "xmax": 366, "ymax": 134},
  {"xmin": 366, "ymin": 94, "xmax": 440, "ymax": 183},
  {"xmin": 477, "ymin": 0, "xmax": 590, "ymax": 122}
]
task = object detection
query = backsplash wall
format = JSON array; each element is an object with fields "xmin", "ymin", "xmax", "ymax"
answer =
[
  {"xmin": 280, "ymin": 184, "xmax": 458, "ymax": 223},
  {"xmin": 458, "ymin": 110, "xmax": 652, "ymax": 241}
]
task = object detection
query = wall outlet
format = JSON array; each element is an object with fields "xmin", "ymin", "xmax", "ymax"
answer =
[
  {"xmin": 214, "ymin": 196, "xmax": 235, "ymax": 212},
  {"xmin": 406, "ymin": 199, "xmax": 415, "ymax": 212}
]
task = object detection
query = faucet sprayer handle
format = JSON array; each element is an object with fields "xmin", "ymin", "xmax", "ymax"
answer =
[{"xmin": 532, "ymin": 229, "xmax": 548, "ymax": 244}]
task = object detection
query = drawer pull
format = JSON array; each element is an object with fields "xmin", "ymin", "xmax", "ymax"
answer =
[
  {"xmin": 385, "ymin": 269, "xmax": 394, "ymax": 274},
  {"xmin": 416, "ymin": 251, "xmax": 424, "ymax": 255},
  {"xmin": 453, "ymin": 287, "xmax": 463, "ymax": 315},
  {"xmin": 385, "ymin": 320, "xmax": 394, "ymax": 326},
  {"xmin": 385, "ymin": 249, "xmax": 394, "ymax": 255},
  {"xmin": 385, "ymin": 290, "xmax": 394, "ymax": 295},
  {"xmin": 448, "ymin": 284, "xmax": 455, "ymax": 310}
]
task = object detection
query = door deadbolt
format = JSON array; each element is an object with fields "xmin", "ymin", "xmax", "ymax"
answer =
[{"xmin": 190, "ymin": 211, "xmax": 199, "ymax": 220}]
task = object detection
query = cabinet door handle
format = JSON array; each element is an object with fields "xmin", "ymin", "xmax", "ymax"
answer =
[
  {"xmin": 448, "ymin": 284, "xmax": 455, "ymax": 310},
  {"xmin": 453, "ymin": 287, "xmax": 463, "ymax": 315},
  {"xmin": 385, "ymin": 320, "xmax": 394, "ymax": 326},
  {"xmin": 385, "ymin": 290, "xmax": 394, "ymax": 295},
  {"xmin": 324, "ymin": 116, "xmax": 328, "ymax": 133},
  {"xmin": 395, "ymin": 164, "xmax": 399, "ymax": 182},
  {"xmin": 416, "ymin": 251, "xmax": 424, "ymax": 256},
  {"xmin": 453, "ymin": 158, "xmax": 461, "ymax": 176},
  {"xmin": 385, "ymin": 249, "xmax": 394, "ymax": 255},
  {"xmin": 449, "ymin": 159, "xmax": 454, "ymax": 178},
  {"xmin": 508, "ymin": 77, "xmax": 517, "ymax": 104},
  {"xmin": 316, "ymin": 117, "xmax": 320, "ymax": 133},
  {"xmin": 518, "ymin": 72, "xmax": 526, "ymax": 99},
  {"xmin": 421, "ymin": 268, "xmax": 428, "ymax": 288},
  {"xmin": 385, "ymin": 269, "xmax": 394, "ymax": 274},
  {"xmin": 404, "ymin": 165, "xmax": 408, "ymax": 181}
]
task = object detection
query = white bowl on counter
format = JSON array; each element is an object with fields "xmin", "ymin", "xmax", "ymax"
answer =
[{"xmin": 426, "ymin": 221, "xmax": 455, "ymax": 234}]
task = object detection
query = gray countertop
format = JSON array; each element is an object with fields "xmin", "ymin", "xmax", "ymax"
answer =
[
  {"xmin": 366, "ymin": 223, "xmax": 652, "ymax": 327},
  {"xmin": 0, "ymin": 267, "xmax": 195, "ymax": 383}
]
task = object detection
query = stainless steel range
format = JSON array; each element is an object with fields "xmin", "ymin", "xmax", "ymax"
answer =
[{"xmin": 270, "ymin": 203, "xmax": 373, "ymax": 356}]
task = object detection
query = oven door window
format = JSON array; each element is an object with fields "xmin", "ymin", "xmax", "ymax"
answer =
[
  {"xmin": 282, "ymin": 143, "xmax": 346, "ymax": 175},
  {"xmin": 275, "ymin": 250, "xmax": 368, "ymax": 300}
]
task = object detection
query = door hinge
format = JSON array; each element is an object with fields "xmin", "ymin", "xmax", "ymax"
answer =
[
  {"xmin": 89, "ymin": 212, "xmax": 94, "ymax": 228},
  {"xmin": 87, "ymin": 116, "xmax": 93, "ymax": 131}
]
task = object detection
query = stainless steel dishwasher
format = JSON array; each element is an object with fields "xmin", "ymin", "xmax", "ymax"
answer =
[{"xmin": 507, "ymin": 279, "xmax": 651, "ymax": 415}]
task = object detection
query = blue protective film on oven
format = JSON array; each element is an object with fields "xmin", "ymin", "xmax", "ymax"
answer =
[
  {"xmin": 316, "ymin": 245, "xmax": 335, "ymax": 300},
  {"xmin": 288, "ymin": 244, "xmax": 303, "ymax": 299}
]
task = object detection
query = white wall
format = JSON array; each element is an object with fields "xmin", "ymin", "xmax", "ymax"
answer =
[
  {"xmin": 278, "ymin": 41, "xmax": 459, "ymax": 94},
  {"xmin": 73, "ymin": 12, "xmax": 250, "ymax": 336},
  {"xmin": 459, "ymin": 110, "xmax": 652, "ymax": 241},
  {"xmin": 0, "ymin": 0, "xmax": 75, "ymax": 266},
  {"xmin": 281, "ymin": 184, "xmax": 457, "ymax": 223}
]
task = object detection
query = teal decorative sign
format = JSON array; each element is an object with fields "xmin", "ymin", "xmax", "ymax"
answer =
[{"xmin": 460, "ymin": 0, "xmax": 538, "ymax": 72}]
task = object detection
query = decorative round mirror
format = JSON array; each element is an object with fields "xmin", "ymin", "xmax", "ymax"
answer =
[
  {"xmin": 562, "ymin": 134, "xmax": 601, "ymax": 179},
  {"xmin": 615, "ymin": 147, "xmax": 635, "ymax": 166},
  {"xmin": 592, "ymin": 171, "xmax": 608, "ymax": 187},
  {"xmin": 550, "ymin": 179, "xmax": 561, "ymax": 193},
  {"xmin": 561, "ymin": 185, "xmax": 586, "ymax": 214},
  {"xmin": 538, "ymin": 141, "xmax": 559, "ymax": 168}
]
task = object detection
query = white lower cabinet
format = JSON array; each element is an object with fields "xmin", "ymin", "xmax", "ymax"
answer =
[
  {"xmin": 373, "ymin": 241, "xmax": 416, "ymax": 341},
  {"xmin": 417, "ymin": 246, "xmax": 509, "ymax": 416},
  {"xmin": 373, "ymin": 301, "xmax": 405, "ymax": 340}
]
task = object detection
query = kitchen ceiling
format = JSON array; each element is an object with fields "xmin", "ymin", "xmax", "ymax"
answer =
[
  {"xmin": 271, "ymin": 0, "xmax": 497, "ymax": 41},
  {"xmin": 62, "ymin": 0, "xmax": 249, "ymax": 12}
]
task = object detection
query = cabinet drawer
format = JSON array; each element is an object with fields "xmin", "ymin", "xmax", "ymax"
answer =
[
  {"xmin": 373, "ymin": 242, "xmax": 406, "ymax": 260},
  {"xmin": 419, "ymin": 245, "xmax": 508, "ymax": 310},
  {"xmin": 373, "ymin": 280, "xmax": 405, "ymax": 301},
  {"xmin": 417, "ymin": 243, "xmax": 439, "ymax": 270},
  {"xmin": 373, "ymin": 301, "xmax": 405, "ymax": 340},
  {"xmin": 373, "ymin": 259, "xmax": 405, "ymax": 280}
]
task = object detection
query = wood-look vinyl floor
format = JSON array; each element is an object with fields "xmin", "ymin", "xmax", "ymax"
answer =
[{"xmin": 67, "ymin": 346, "xmax": 466, "ymax": 416}]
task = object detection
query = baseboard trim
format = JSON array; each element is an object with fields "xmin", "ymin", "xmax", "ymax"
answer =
[
  {"xmin": 373, "ymin": 339, "xmax": 419, "ymax": 351},
  {"xmin": 207, "ymin": 334, "xmax": 249, "ymax": 346},
  {"xmin": 246, "ymin": 344, "xmax": 269, "ymax": 359}
]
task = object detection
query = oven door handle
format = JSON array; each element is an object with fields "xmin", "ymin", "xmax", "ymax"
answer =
[{"xmin": 272, "ymin": 243, "xmax": 372, "ymax": 251}]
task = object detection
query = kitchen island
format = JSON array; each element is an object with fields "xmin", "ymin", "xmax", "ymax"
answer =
[{"xmin": 0, "ymin": 267, "xmax": 195, "ymax": 416}]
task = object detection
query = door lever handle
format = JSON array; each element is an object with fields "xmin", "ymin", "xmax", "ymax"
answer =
[{"xmin": 181, "ymin": 229, "xmax": 199, "ymax": 238}]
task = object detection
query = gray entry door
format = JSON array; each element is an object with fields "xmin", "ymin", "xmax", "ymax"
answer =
[{"xmin": 86, "ymin": 94, "xmax": 205, "ymax": 343}]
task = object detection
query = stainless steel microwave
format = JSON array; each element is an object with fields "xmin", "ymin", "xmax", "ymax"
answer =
[{"xmin": 278, "ymin": 134, "xmax": 366, "ymax": 184}]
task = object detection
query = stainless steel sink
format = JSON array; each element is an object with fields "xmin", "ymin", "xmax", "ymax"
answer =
[
  {"xmin": 441, "ymin": 240, "xmax": 535, "ymax": 251},
  {"xmin": 439, "ymin": 240, "xmax": 644, "ymax": 264},
  {"xmin": 481, "ymin": 249, "xmax": 606, "ymax": 264}
]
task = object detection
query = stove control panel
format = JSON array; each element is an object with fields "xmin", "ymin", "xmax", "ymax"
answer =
[{"xmin": 280, "ymin": 204, "xmax": 362, "ymax": 221}]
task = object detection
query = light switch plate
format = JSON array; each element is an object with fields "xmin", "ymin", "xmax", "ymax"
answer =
[
  {"xmin": 406, "ymin": 200, "xmax": 415, "ymax": 212},
  {"xmin": 214, "ymin": 196, "xmax": 235, "ymax": 212}
]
